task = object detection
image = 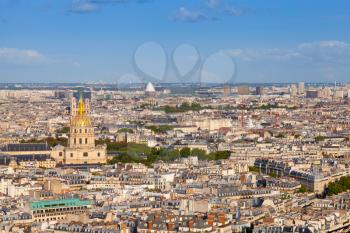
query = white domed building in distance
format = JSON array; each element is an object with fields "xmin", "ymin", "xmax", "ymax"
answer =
[{"xmin": 144, "ymin": 82, "xmax": 157, "ymax": 105}]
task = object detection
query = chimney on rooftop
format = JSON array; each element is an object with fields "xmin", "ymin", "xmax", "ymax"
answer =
[
  {"xmin": 167, "ymin": 222, "xmax": 173, "ymax": 232},
  {"xmin": 188, "ymin": 219, "xmax": 194, "ymax": 229},
  {"xmin": 167, "ymin": 213, "xmax": 173, "ymax": 232},
  {"xmin": 208, "ymin": 213, "xmax": 214, "ymax": 226},
  {"xmin": 219, "ymin": 213, "xmax": 226, "ymax": 224},
  {"xmin": 148, "ymin": 220, "xmax": 152, "ymax": 231}
]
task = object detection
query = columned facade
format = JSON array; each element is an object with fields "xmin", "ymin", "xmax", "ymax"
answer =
[{"xmin": 51, "ymin": 96, "xmax": 107, "ymax": 165}]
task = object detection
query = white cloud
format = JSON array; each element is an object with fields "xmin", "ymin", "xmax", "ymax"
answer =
[
  {"xmin": 0, "ymin": 48, "xmax": 48, "ymax": 64},
  {"xmin": 206, "ymin": 0, "xmax": 220, "ymax": 8},
  {"xmin": 296, "ymin": 40, "xmax": 350, "ymax": 65},
  {"xmin": 205, "ymin": 0, "xmax": 250, "ymax": 17},
  {"xmin": 71, "ymin": 0, "xmax": 99, "ymax": 13},
  {"xmin": 227, "ymin": 40, "xmax": 350, "ymax": 65},
  {"xmin": 227, "ymin": 48, "xmax": 301, "ymax": 61},
  {"xmin": 298, "ymin": 40, "xmax": 347, "ymax": 49},
  {"xmin": 69, "ymin": 0, "xmax": 152, "ymax": 14},
  {"xmin": 172, "ymin": 7, "xmax": 215, "ymax": 23},
  {"xmin": 224, "ymin": 6, "xmax": 244, "ymax": 16}
]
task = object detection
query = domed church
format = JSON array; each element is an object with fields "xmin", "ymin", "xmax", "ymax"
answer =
[{"xmin": 51, "ymin": 96, "xmax": 107, "ymax": 165}]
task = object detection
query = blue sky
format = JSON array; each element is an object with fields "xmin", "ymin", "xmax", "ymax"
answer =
[{"xmin": 1, "ymin": 0, "xmax": 350, "ymax": 83}]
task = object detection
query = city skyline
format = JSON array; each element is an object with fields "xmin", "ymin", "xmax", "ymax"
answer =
[
  {"xmin": 1, "ymin": 0, "xmax": 350, "ymax": 83},
  {"xmin": 2, "ymin": 2, "xmax": 350, "ymax": 231}
]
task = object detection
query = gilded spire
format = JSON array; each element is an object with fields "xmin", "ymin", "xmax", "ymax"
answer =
[
  {"xmin": 78, "ymin": 95, "xmax": 85, "ymax": 115},
  {"xmin": 70, "ymin": 93, "xmax": 91, "ymax": 127}
]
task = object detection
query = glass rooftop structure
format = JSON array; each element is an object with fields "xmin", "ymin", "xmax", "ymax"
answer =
[{"xmin": 30, "ymin": 198, "xmax": 92, "ymax": 210}]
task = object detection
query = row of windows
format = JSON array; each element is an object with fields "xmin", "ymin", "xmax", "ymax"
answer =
[
  {"xmin": 58, "ymin": 152, "xmax": 101, "ymax": 157},
  {"xmin": 35, "ymin": 216, "xmax": 65, "ymax": 222},
  {"xmin": 73, "ymin": 129, "xmax": 93, "ymax": 133},
  {"xmin": 74, "ymin": 138, "xmax": 89, "ymax": 144},
  {"xmin": 33, "ymin": 206, "xmax": 87, "ymax": 214}
]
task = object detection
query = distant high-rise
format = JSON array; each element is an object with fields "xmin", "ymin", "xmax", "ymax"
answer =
[
  {"xmin": 73, "ymin": 91, "xmax": 92, "ymax": 101},
  {"xmin": 55, "ymin": 91, "xmax": 70, "ymax": 100},
  {"xmin": 334, "ymin": 90, "xmax": 344, "ymax": 99},
  {"xmin": 255, "ymin": 86, "xmax": 265, "ymax": 96},
  {"xmin": 306, "ymin": 89, "xmax": 318, "ymax": 99},
  {"xmin": 317, "ymin": 87, "xmax": 331, "ymax": 99},
  {"xmin": 237, "ymin": 86, "xmax": 250, "ymax": 95},
  {"xmin": 223, "ymin": 85, "xmax": 231, "ymax": 98},
  {"xmin": 298, "ymin": 82, "xmax": 305, "ymax": 95},
  {"xmin": 290, "ymin": 84, "xmax": 297, "ymax": 97}
]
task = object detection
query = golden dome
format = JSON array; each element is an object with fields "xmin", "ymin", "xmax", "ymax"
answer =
[
  {"xmin": 71, "ymin": 115, "xmax": 91, "ymax": 127},
  {"xmin": 71, "ymin": 96, "xmax": 92, "ymax": 127}
]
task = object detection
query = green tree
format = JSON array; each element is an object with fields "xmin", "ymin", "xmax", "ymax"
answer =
[
  {"xmin": 248, "ymin": 166, "xmax": 260, "ymax": 173},
  {"xmin": 118, "ymin": 128, "xmax": 134, "ymax": 133},
  {"xmin": 56, "ymin": 127, "xmax": 70, "ymax": 134},
  {"xmin": 191, "ymin": 148, "xmax": 206, "ymax": 159},
  {"xmin": 180, "ymin": 147, "xmax": 191, "ymax": 157},
  {"xmin": 327, "ymin": 176, "xmax": 350, "ymax": 196},
  {"xmin": 207, "ymin": 151, "xmax": 231, "ymax": 161},
  {"xmin": 297, "ymin": 185, "xmax": 307, "ymax": 193},
  {"xmin": 315, "ymin": 136, "xmax": 326, "ymax": 142},
  {"xmin": 146, "ymin": 125, "xmax": 174, "ymax": 134}
]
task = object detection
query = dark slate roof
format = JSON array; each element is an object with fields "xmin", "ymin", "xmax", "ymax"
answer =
[
  {"xmin": 2, "ymin": 143, "xmax": 49, "ymax": 152},
  {"xmin": 0, "ymin": 154, "xmax": 51, "ymax": 165}
]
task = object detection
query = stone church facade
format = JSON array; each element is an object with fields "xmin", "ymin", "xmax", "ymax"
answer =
[{"xmin": 51, "ymin": 96, "xmax": 107, "ymax": 165}]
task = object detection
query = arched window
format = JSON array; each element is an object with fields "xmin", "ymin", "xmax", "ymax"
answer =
[
  {"xmin": 79, "ymin": 129, "xmax": 82, "ymax": 133},
  {"xmin": 85, "ymin": 138, "xmax": 88, "ymax": 144},
  {"xmin": 83, "ymin": 152, "xmax": 88, "ymax": 157},
  {"xmin": 79, "ymin": 138, "xmax": 82, "ymax": 144},
  {"xmin": 74, "ymin": 138, "xmax": 76, "ymax": 144}
]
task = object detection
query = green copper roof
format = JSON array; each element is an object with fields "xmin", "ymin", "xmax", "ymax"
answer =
[{"xmin": 30, "ymin": 198, "xmax": 92, "ymax": 210}]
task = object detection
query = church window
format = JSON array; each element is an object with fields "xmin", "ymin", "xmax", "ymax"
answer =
[
  {"xmin": 74, "ymin": 138, "xmax": 76, "ymax": 144},
  {"xmin": 83, "ymin": 152, "xmax": 88, "ymax": 157},
  {"xmin": 97, "ymin": 152, "xmax": 100, "ymax": 157},
  {"xmin": 70, "ymin": 153, "xmax": 73, "ymax": 157},
  {"xmin": 79, "ymin": 129, "xmax": 82, "ymax": 133},
  {"xmin": 85, "ymin": 138, "xmax": 88, "ymax": 144},
  {"xmin": 79, "ymin": 138, "xmax": 82, "ymax": 144},
  {"xmin": 59, "ymin": 152, "xmax": 63, "ymax": 157}
]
